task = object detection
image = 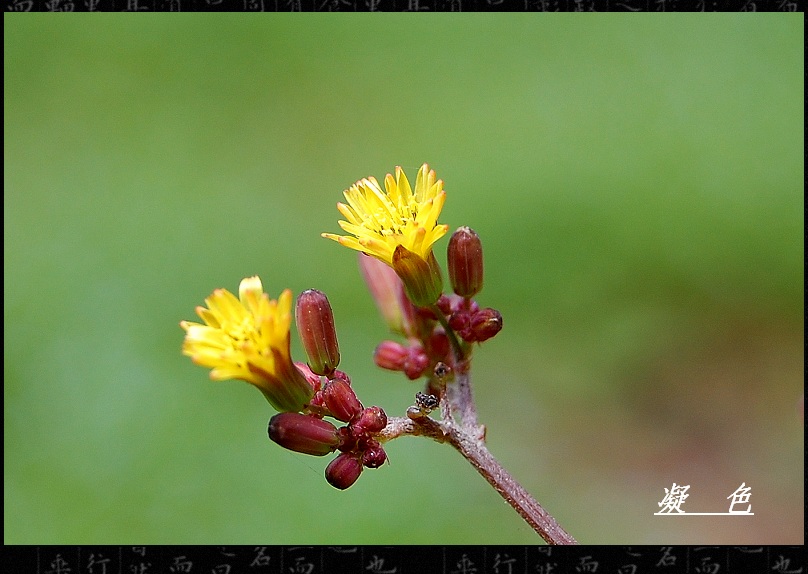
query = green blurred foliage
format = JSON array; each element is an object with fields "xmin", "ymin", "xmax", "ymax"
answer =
[{"xmin": 4, "ymin": 15, "xmax": 803, "ymax": 545}]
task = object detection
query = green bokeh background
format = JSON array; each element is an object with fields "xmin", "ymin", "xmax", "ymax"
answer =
[{"xmin": 4, "ymin": 15, "xmax": 803, "ymax": 545}]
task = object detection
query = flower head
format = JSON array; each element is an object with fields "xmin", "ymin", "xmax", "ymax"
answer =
[
  {"xmin": 180, "ymin": 276, "xmax": 314, "ymax": 412},
  {"xmin": 322, "ymin": 163, "xmax": 449, "ymax": 267}
]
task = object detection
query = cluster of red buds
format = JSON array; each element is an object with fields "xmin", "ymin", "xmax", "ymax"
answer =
[
  {"xmin": 369, "ymin": 226, "xmax": 503, "ymax": 384},
  {"xmin": 437, "ymin": 295, "xmax": 503, "ymax": 344},
  {"xmin": 267, "ymin": 289, "xmax": 388, "ymax": 489},
  {"xmin": 373, "ymin": 331, "xmax": 449, "ymax": 381},
  {"xmin": 267, "ymin": 227, "xmax": 501, "ymax": 489}
]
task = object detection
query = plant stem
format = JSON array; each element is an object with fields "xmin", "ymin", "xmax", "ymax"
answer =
[
  {"xmin": 378, "ymin": 416, "xmax": 578, "ymax": 545},
  {"xmin": 429, "ymin": 304, "xmax": 465, "ymax": 361},
  {"xmin": 395, "ymin": 304, "xmax": 576, "ymax": 543},
  {"xmin": 450, "ymin": 361, "xmax": 480, "ymax": 434},
  {"xmin": 428, "ymin": 305, "xmax": 478, "ymax": 430},
  {"xmin": 446, "ymin": 425, "xmax": 577, "ymax": 545}
]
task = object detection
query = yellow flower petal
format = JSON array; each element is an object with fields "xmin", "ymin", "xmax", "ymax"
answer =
[
  {"xmin": 323, "ymin": 163, "xmax": 448, "ymax": 266},
  {"xmin": 180, "ymin": 278, "xmax": 313, "ymax": 412}
]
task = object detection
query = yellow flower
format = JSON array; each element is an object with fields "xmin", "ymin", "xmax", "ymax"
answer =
[
  {"xmin": 322, "ymin": 163, "xmax": 449, "ymax": 267},
  {"xmin": 180, "ymin": 276, "xmax": 314, "ymax": 413}
]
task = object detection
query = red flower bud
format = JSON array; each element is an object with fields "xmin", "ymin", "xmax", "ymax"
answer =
[
  {"xmin": 361, "ymin": 440, "xmax": 387, "ymax": 468},
  {"xmin": 306, "ymin": 391, "xmax": 329, "ymax": 418},
  {"xmin": 325, "ymin": 453, "xmax": 363, "ymax": 490},
  {"xmin": 331, "ymin": 369, "xmax": 352, "ymax": 386},
  {"xmin": 373, "ymin": 341, "xmax": 429, "ymax": 379},
  {"xmin": 268, "ymin": 412, "xmax": 341, "ymax": 456},
  {"xmin": 448, "ymin": 311, "xmax": 471, "ymax": 338},
  {"xmin": 403, "ymin": 346, "xmax": 430, "ymax": 380},
  {"xmin": 336, "ymin": 426, "xmax": 358, "ymax": 452},
  {"xmin": 374, "ymin": 340, "xmax": 408, "ymax": 371},
  {"xmin": 323, "ymin": 378, "xmax": 363, "ymax": 423},
  {"xmin": 436, "ymin": 294, "xmax": 453, "ymax": 315},
  {"xmin": 296, "ymin": 289, "xmax": 340, "ymax": 376},
  {"xmin": 448, "ymin": 226, "xmax": 484, "ymax": 298},
  {"xmin": 470, "ymin": 308, "xmax": 503, "ymax": 342},
  {"xmin": 351, "ymin": 406, "xmax": 388, "ymax": 435}
]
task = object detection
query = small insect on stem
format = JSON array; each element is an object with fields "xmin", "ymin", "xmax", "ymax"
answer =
[
  {"xmin": 416, "ymin": 391, "xmax": 440, "ymax": 411},
  {"xmin": 407, "ymin": 391, "xmax": 441, "ymax": 420}
]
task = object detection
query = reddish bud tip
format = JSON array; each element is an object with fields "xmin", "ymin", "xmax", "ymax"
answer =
[
  {"xmin": 374, "ymin": 340, "xmax": 408, "ymax": 371},
  {"xmin": 448, "ymin": 226, "xmax": 484, "ymax": 298},
  {"xmin": 403, "ymin": 347, "xmax": 430, "ymax": 380},
  {"xmin": 323, "ymin": 378, "xmax": 363, "ymax": 423},
  {"xmin": 331, "ymin": 370, "xmax": 352, "ymax": 386},
  {"xmin": 268, "ymin": 412, "xmax": 340, "ymax": 456},
  {"xmin": 362, "ymin": 441, "xmax": 387, "ymax": 468},
  {"xmin": 325, "ymin": 453, "xmax": 363, "ymax": 490},
  {"xmin": 374, "ymin": 341, "xmax": 429, "ymax": 379},
  {"xmin": 470, "ymin": 308, "xmax": 503, "ymax": 342},
  {"xmin": 296, "ymin": 289, "xmax": 340, "ymax": 376},
  {"xmin": 351, "ymin": 406, "xmax": 388, "ymax": 435},
  {"xmin": 448, "ymin": 311, "xmax": 473, "ymax": 341},
  {"xmin": 336, "ymin": 426, "xmax": 357, "ymax": 452},
  {"xmin": 436, "ymin": 294, "xmax": 453, "ymax": 315}
]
